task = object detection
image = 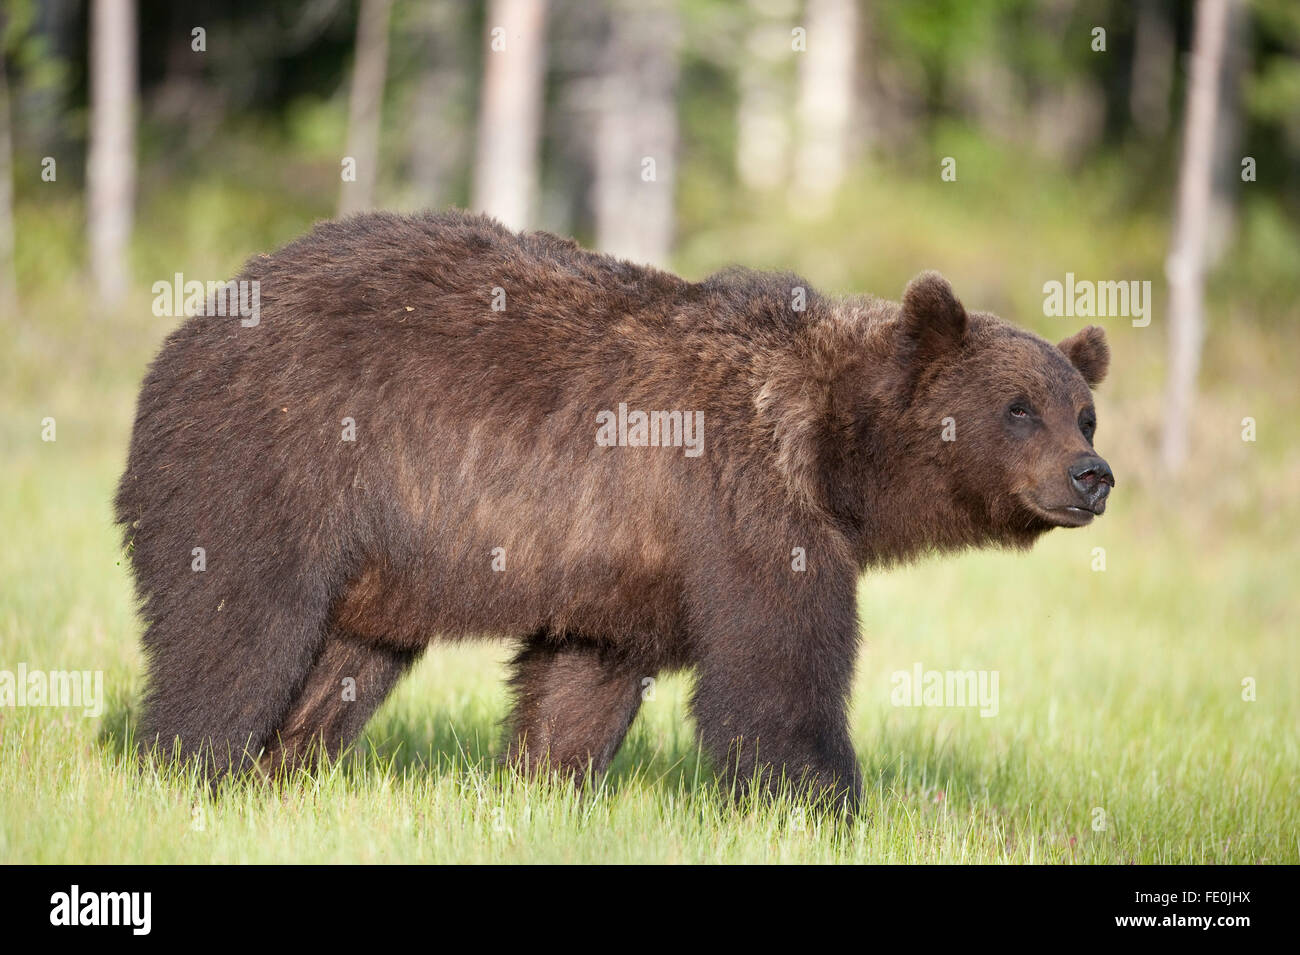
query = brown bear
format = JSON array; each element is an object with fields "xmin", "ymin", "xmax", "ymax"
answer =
[{"xmin": 115, "ymin": 209, "xmax": 1113, "ymax": 807}]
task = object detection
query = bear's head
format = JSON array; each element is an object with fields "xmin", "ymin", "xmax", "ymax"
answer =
[{"xmin": 890, "ymin": 271, "xmax": 1114, "ymax": 547}]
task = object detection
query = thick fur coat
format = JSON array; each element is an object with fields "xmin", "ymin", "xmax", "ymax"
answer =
[{"xmin": 116, "ymin": 209, "xmax": 1113, "ymax": 804}]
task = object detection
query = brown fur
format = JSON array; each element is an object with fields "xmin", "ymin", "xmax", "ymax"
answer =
[{"xmin": 115, "ymin": 210, "xmax": 1113, "ymax": 807}]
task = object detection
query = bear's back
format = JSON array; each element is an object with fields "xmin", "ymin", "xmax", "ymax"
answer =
[{"xmin": 118, "ymin": 213, "xmax": 821, "ymax": 628}]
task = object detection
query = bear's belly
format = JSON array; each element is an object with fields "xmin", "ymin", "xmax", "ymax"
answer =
[{"xmin": 331, "ymin": 542, "xmax": 686, "ymax": 655}]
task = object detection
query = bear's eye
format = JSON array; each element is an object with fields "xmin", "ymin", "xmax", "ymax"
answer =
[
  {"xmin": 1008, "ymin": 402, "xmax": 1031, "ymax": 419},
  {"xmin": 1079, "ymin": 409, "xmax": 1097, "ymax": 441}
]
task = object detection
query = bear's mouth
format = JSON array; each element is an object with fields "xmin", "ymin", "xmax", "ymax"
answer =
[
  {"xmin": 1044, "ymin": 504, "xmax": 1103, "ymax": 527},
  {"xmin": 1022, "ymin": 497, "xmax": 1104, "ymax": 527}
]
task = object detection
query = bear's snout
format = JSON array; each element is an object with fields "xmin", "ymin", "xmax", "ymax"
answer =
[{"xmin": 1068, "ymin": 454, "xmax": 1115, "ymax": 512}]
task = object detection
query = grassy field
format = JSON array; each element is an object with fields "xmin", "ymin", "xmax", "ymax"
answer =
[{"xmin": 2, "ymin": 151, "xmax": 1298, "ymax": 863}]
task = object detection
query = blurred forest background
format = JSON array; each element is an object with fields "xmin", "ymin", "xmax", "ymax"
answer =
[
  {"xmin": 0, "ymin": 0, "xmax": 1297, "ymax": 862},
  {"xmin": 3, "ymin": 0, "xmax": 1300, "ymax": 470}
]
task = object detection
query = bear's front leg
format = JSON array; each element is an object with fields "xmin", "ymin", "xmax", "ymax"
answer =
[
  {"xmin": 688, "ymin": 579, "xmax": 863, "ymax": 812},
  {"xmin": 504, "ymin": 636, "xmax": 650, "ymax": 783}
]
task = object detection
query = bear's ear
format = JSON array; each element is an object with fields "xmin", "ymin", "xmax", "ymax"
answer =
[
  {"xmin": 1057, "ymin": 325, "xmax": 1109, "ymax": 387},
  {"xmin": 900, "ymin": 271, "xmax": 967, "ymax": 367}
]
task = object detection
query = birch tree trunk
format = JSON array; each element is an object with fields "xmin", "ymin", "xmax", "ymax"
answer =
[
  {"xmin": 472, "ymin": 0, "xmax": 548, "ymax": 231},
  {"xmin": 592, "ymin": 0, "xmax": 680, "ymax": 267},
  {"xmin": 791, "ymin": 0, "xmax": 857, "ymax": 213},
  {"xmin": 1162, "ymin": 0, "xmax": 1234, "ymax": 473},
  {"xmin": 1207, "ymin": 0, "xmax": 1248, "ymax": 267},
  {"xmin": 338, "ymin": 0, "xmax": 393, "ymax": 216},
  {"xmin": 87, "ymin": 0, "xmax": 136, "ymax": 304}
]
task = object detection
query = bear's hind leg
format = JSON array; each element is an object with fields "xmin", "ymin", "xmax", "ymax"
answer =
[
  {"xmin": 504, "ymin": 638, "xmax": 649, "ymax": 783},
  {"xmin": 136, "ymin": 602, "xmax": 330, "ymax": 779},
  {"xmin": 258, "ymin": 626, "xmax": 421, "ymax": 776}
]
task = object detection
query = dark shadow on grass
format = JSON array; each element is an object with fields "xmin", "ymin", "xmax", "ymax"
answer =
[
  {"xmin": 339, "ymin": 707, "xmax": 503, "ymax": 780},
  {"xmin": 340, "ymin": 705, "xmax": 717, "ymax": 799},
  {"xmin": 96, "ymin": 690, "xmax": 1025, "ymax": 814},
  {"xmin": 96, "ymin": 694, "xmax": 135, "ymax": 756}
]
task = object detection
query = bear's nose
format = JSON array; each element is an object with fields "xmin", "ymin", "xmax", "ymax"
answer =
[{"xmin": 1069, "ymin": 455, "xmax": 1115, "ymax": 502}]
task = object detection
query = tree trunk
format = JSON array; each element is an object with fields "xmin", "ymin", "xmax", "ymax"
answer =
[
  {"xmin": 87, "ymin": 0, "xmax": 136, "ymax": 304},
  {"xmin": 591, "ymin": 0, "xmax": 680, "ymax": 266},
  {"xmin": 791, "ymin": 0, "xmax": 857, "ymax": 213},
  {"xmin": 472, "ymin": 0, "xmax": 549, "ymax": 231},
  {"xmin": 1207, "ymin": 0, "xmax": 1248, "ymax": 267},
  {"xmin": 338, "ymin": 0, "xmax": 393, "ymax": 216},
  {"xmin": 1161, "ymin": 0, "xmax": 1235, "ymax": 474}
]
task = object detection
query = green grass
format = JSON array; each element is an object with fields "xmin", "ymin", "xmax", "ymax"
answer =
[
  {"xmin": 2, "ymin": 138, "xmax": 1298, "ymax": 863},
  {"xmin": 2, "ymin": 488, "xmax": 1295, "ymax": 862}
]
